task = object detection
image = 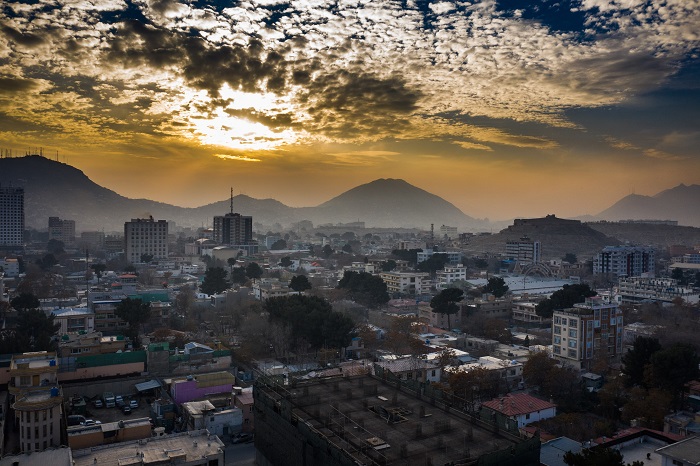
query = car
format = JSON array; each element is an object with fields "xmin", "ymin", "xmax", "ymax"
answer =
[
  {"xmin": 231, "ymin": 432, "xmax": 254, "ymax": 444},
  {"xmin": 115, "ymin": 395, "xmax": 125, "ymax": 407},
  {"xmin": 121, "ymin": 405, "xmax": 131, "ymax": 415},
  {"xmin": 82, "ymin": 419, "xmax": 96, "ymax": 426},
  {"xmin": 129, "ymin": 399, "xmax": 139, "ymax": 409},
  {"xmin": 93, "ymin": 399, "xmax": 103, "ymax": 408}
]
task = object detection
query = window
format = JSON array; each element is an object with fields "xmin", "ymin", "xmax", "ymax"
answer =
[
  {"xmin": 525, "ymin": 413, "xmax": 530, "ymax": 419},
  {"xmin": 554, "ymin": 336, "xmax": 561, "ymax": 344},
  {"xmin": 569, "ymin": 329, "xmax": 577, "ymax": 338},
  {"xmin": 561, "ymin": 318, "xmax": 567, "ymax": 326},
  {"xmin": 568, "ymin": 340, "xmax": 577, "ymax": 348},
  {"xmin": 554, "ymin": 326, "xmax": 561, "ymax": 335}
]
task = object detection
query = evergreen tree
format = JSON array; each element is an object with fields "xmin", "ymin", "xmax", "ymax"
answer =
[
  {"xmin": 201, "ymin": 267, "xmax": 229, "ymax": 294},
  {"xmin": 430, "ymin": 288, "xmax": 464, "ymax": 329}
]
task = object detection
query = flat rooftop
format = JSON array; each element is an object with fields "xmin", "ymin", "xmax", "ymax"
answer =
[
  {"xmin": 257, "ymin": 374, "xmax": 524, "ymax": 465},
  {"xmin": 71, "ymin": 430, "xmax": 224, "ymax": 466}
]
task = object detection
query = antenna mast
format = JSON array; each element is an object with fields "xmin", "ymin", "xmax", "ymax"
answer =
[{"xmin": 230, "ymin": 187, "xmax": 234, "ymax": 214}]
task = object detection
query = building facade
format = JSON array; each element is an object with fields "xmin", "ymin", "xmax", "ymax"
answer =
[
  {"xmin": 213, "ymin": 213, "xmax": 253, "ymax": 246},
  {"xmin": 48, "ymin": 217, "xmax": 76, "ymax": 244},
  {"xmin": 0, "ymin": 186, "xmax": 24, "ymax": 248},
  {"xmin": 435, "ymin": 264, "xmax": 467, "ymax": 290},
  {"xmin": 506, "ymin": 236, "xmax": 541, "ymax": 265},
  {"xmin": 552, "ymin": 297, "xmax": 623, "ymax": 370},
  {"xmin": 9, "ymin": 352, "xmax": 63, "ymax": 452},
  {"xmin": 617, "ymin": 277, "xmax": 700, "ymax": 305},
  {"xmin": 124, "ymin": 217, "xmax": 168, "ymax": 264},
  {"xmin": 379, "ymin": 271, "xmax": 431, "ymax": 295},
  {"xmin": 593, "ymin": 246, "xmax": 655, "ymax": 278}
]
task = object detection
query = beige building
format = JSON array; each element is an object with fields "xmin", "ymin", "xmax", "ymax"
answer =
[
  {"xmin": 9, "ymin": 352, "xmax": 63, "ymax": 452},
  {"xmin": 48, "ymin": 217, "xmax": 76, "ymax": 244},
  {"xmin": 124, "ymin": 217, "xmax": 168, "ymax": 264}
]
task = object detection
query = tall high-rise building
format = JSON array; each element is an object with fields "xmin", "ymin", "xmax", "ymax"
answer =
[
  {"xmin": 593, "ymin": 246, "xmax": 655, "ymax": 277},
  {"xmin": 0, "ymin": 186, "xmax": 24, "ymax": 248},
  {"xmin": 48, "ymin": 216, "xmax": 76, "ymax": 244},
  {"xmin": 124, "ymin": 216, "xmax": 168, "ymax": 264},
  {"xmin": 213, "ymin": 213, "xmax": 253, "ymax": 245}
]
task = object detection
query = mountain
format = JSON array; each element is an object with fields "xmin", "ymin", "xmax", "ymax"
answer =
[
  {"xmin": 0, "ymin": 156, "xmax": 481, "ymax": 231},
  {"xmin": 596, "ymin": 184, "xmax": 700, "ymax": 227},
  {"xmin": 297, "ymin": 178, "xmax": 484, "ymax": 229}
]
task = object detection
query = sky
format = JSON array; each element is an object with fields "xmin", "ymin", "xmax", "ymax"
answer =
[{"xmin": 1, "ymin": 0, "xmax": 699, "ymax": 221}]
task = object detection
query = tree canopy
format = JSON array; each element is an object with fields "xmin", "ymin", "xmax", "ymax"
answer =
[
  {"xmin": 115, "ymin": 298, "xmax": 152, "ymax": 345},
  {"xmin": 245, "ymin": 262, "xmax": 264, "ymax": 281},
  {"xmin": 417, "ymin": 253, "xmax": 449, "ymax": 275},
  {"xmin": 484, "ymin": 276, "xmax": 509, "ymax": 297},
  {"xmin": 0, "ymin": 308, "xmax": 60, "ymax": 354},
  {"xmin": 536, "ymin": 284, "xmax": 596, "ymax": 318},
  {"xmin": 621, "ymin": 336, "xmax": 662, "ymax": 387},
  {"xmin": 563, "ymin": 447, "xmax": 643, "ymax": 466},
  {"xmin": 430, "ymin": 288, "xmax": 464, "ymax": 329},
  {"xmin": 264, "ymin": 295, "xmax": 354, "ymax": 351},
  {"xmin": 279, "ymin": 256, "xmax": 293, "ymax": 268},
  {"xmin": 390, "ymin": 248, "xmax": 421, "ymax": 265},
  {"xmin": 201, "ymin": 267, "xmax": 230, "ymax": 294},
  {"xmin": 230, "ymin": 266, "xmax": 247, "ymax": 285},
  {"xmin": 337, "ymin": 271, "xmax": 390, "ymax": 308},
  {"xmin": 289, "ymin": 275, "xmax": 312, "ymax": 292},
  {"xmin": 270, "ymin": 239, "xmax": 287, "ymax": 250},
  {"xmin": 11, "ymin": 292, "xmax": 40, "ymax": 311}
]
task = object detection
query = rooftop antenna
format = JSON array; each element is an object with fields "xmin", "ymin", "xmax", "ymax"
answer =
[{"xmin": 230, "ymin": 187, "xmax": 234, "ymax": 214}]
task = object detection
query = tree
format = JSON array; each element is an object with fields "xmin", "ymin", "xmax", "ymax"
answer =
[
  {"xmin": 322, "ymin": 244, "xmax": 334, "ymax": 258},
  {"xmin": 536, "ymin": 284, "xmax": 596, "ymax": 318},
  {"xmin": 270, "ymin": 239, "xmax": 287, "ymax": 250},
  {"xmin": 115, "ymin": 298, "xmax": 152, "ymax": 345},
  {"xmin": 230, "ymin": 266, "xmax": 247, "ymax": 285},
  {"xmin": 621, "ymin": 387, "xmax": 672, "ymax": 429},
  {"xmin": 175, "ymin": 284, "xmax": 196, "ymax": 316},
  {"xmin": 417, "ymin": 253, "xmax": 449, "ymax": 276},
  {"xmin": 391, "ymin": 248, "xmax": 422, "ymax": 265},
  {"xmin": 563, "ymin": 253, "xmax": 578, "ymax": 264},
  {"xmin": 11, "ymin": 292, "xmax": 40, "ymax": 311},
  {"xmin": 245, "ymin": 262, "xmax": 263, "ymax": 281},
  {"xmin": 342, "ymin": 243, "xmax": 353, "ymax": 253},
  {"xmin": 201, "ymin": 267, "xmax": 229, "ymax": 295},
  {"xmin": 47, "ymin": 239, "xmax": 65, "ymax": 255},
  {"xmin": 381, "ymin": 260, "xmax": 397, "ymax": 272},
  {"xmin": 430, "ymin": 288, "xmax": 464, "ymax": 329},
  {"xmin": 563, "ymin": 447, "xmax": 643, "ymax": 466},
  {"xmin": 289, "ymin": 275, "xmax": 312, "ymax": 292},
  {"xmin": 36, "ymin": 253, "xmax": 58, "ymax": 270},
  {"xmin": 279, "ymin": 256, "xmax": 293, "ymax": 268},
  {"xmin": 523, "ymin": 351, "xmax": 557, "ymax": 389},
  {"xmin": 484, "ymin": 276, "xmax": 508, "ymax": 298},
  {"xmin": 337, "ymin": 271, "xmax": 390, "ymax": 308},
  {"xmin": 621, "ymin": 336, "xmax": 662, "ymax": 387},
  {"xmin": 91, "ymin": 263, "xmax": 107, "ymax": 283},
  {"xmin": 671, "ymin": 267, "xmax": 686, "ymax": 285},
  {"xmin": 648, "ymin": 342, "xmax": 700, "ymax": 405},
  {"xmin": 13, "ymin": 309, "xmax": 61, "ymax": 353}
]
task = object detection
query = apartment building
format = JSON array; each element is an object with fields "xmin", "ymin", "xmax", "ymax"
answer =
[
  {"xmin": 617, "ymin": 277, "xmax": 700, "ymax": 305},
  {"xmin": 593, "ymin": 246, "xmax": 655, "ymax": 278},
  {"xmin": 506, "ymin": 236, "xmax": 541, "ymax": 264},
  {"xmin": 48, "ymin": 216, "xmax": 76, "ymax": 244},
  {"xmin": 9, "ymin": 352, "xmax": 63, "ymax": 452},
  {"xmin": 0, "ymin": 186, "xmax": 24, "ymax": 248},
  {"xmin": 552, "ymin": 297, "xmax": 623, "ymax": 370},
  {"xmin": 124, "ymin": 217, "xmax": 168, "ymax": 264},
  {"xmin": 435, "ymin": 264, "xmax": 467, "ymax": 290},
  {"xmin": 379, "ymin": 271, "xmax": 431, "ymax": 295}
]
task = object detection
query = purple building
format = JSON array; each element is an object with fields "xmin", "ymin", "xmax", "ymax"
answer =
[{"xmin": 170, "ymin": 372, "xmax": 236, "ymax": 405}]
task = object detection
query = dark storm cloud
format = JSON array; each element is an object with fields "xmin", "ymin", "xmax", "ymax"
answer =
[
  {"xmin": 1, "ymin": 24, "xmax": 46, "ymax": 48},
  {"xmin": 0, "ymin": 76, "xmax": 43, "ymax": 93}
]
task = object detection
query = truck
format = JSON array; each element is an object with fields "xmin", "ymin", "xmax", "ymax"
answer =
[{"xmin": 102, "ymin": 392, "xmax": 116, "ymax": 408}]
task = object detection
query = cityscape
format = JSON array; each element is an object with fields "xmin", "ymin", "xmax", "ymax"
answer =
[
  {"xmin": 2, "ymin": 0, "xmax": 700, "ymax": 465},
  {"xmin": 0, "ymin": 155, "xmax": 699, "ymax": 465}
]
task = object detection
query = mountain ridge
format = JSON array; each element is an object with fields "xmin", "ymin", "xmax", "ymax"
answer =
[{"xmin": 0, "ymin": 156, "xmax": 481, "ymax": 231}]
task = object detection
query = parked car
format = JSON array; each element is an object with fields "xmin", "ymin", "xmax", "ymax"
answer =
[
  {"xmin": 231, "ymin": 432, "xmax": 254, "ymax": 444},
  {"xmin": 121, "ymin": 405, "xmax": 131, "ymax": 415},
  {"xmin": 115, "ymin": 395, "xmax": 125, "ymax": 407},
  {"xmin": 129, "ymin": 399, "xmax": 139, "ymax": 409},
  {"xmin": 83, "ymin": 419, "xmax": 96, "ymax": 426},
  {"xmin": 93, "ymin": 399, "xmax": 103, "ymax": 408}
]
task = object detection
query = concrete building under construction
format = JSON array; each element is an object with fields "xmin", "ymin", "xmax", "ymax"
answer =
[{"xmin": 253, "ymin": 373, "xmax": 540, "ymax": 466}]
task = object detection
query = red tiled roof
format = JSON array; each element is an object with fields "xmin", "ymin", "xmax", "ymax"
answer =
[{"xmin": 482, "ymin": 393, "xmax": 555, "ymax": 417}]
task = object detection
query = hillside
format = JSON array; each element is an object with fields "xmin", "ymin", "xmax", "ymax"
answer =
[
  {"xmin": 460, "ymin": 215, "xmax": 621, "ymax": 261},
  {"xmin": 596, "ymin": 184, "xmax": 700, "ymax": 227},
  {"xmin": 587, "ymin": 222, "xmax": 700, "ymax": 252}
]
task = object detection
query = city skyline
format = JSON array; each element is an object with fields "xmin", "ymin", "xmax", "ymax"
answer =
[{"xmin": 1, "ymin": 0, "xmax": 699, "ymax": 220}]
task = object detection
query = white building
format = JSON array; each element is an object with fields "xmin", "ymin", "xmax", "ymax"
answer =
[
  {"xmin": 50, "ymin": 308, "xmax": 95, "ymax": 334},
  {"xmin": 0, "ymin": 258, "xmax": 20, "ymax": 277},
  {"xmin": 439, "ymin": 225, "xmax": 458, "ymax": 240},
  {"xmin": 617, "ymin": 277, "xmax": 699, "ymax": 305},
  {"xmin": 505, "ymin": 236, "xmax": 541, "ymax": 265},
  {"xmin": 593, "ymin": 246, "xmax": 655, "ymax": 277},
  {"xmin": 436, "ymin": 264, "xmax": 467, "ymax": 290},
  {"xmin": 447, "ymin": 356, "xmax": 523, "ymax": 389},
  {"xmin": 481, "ymin": 393, "xmax": 556, "ymax": 429},
  {"xmin": 374, "ymin": 357, "xmax": 441, "ymax": 383},
  {"xmin": 416, "ymin": 249, "xmax": 462, "ymax": 265},
  {"xmin": 0, "ymin": 186, "xmax": 24, "ymax": 248},
  {"xmin": 181, "ymin": 400, "xmax": 243, "ymax": 437},
  {"xmin": 124, "ymin": 217, "xmax": 168, "ymax": 264},
  {"xmin": 48, "ymin": 217, "xmax": 76, "ymax": 244},
  {"xmin": 380, "ymin": 271, "xmax": 431, "ymax": 295}
]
